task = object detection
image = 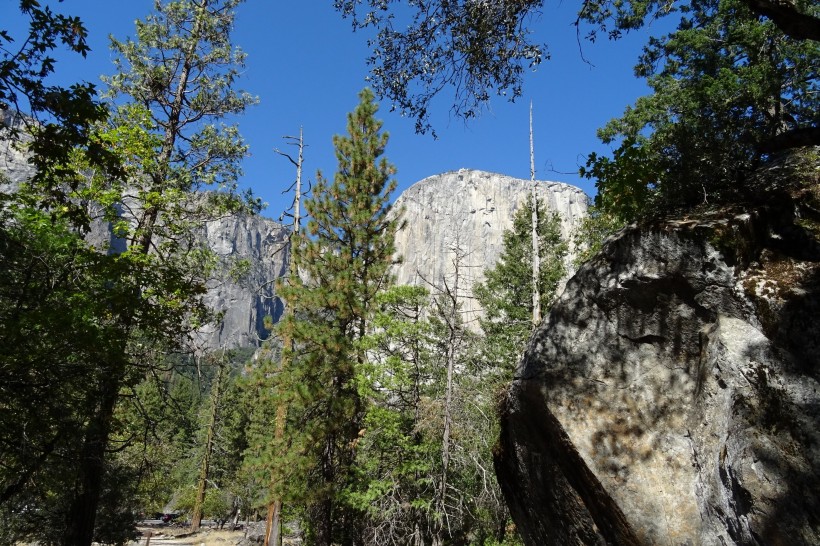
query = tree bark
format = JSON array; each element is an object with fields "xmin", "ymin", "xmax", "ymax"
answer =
[
  {"xmin": 264, "ymin": 128, "xmax": 304, "ymax": 546},
  {"xmin": 741, "ymin": 0, "xmax": 820, "ymax": 42},
  {"xmin": 530, "ymin": 101, "xmax": 541, "ymax": 327},
  {"xmin": 758, "ymin": 126, "xmax": 820, "ymax": 154},
  {"xmin": 62, "ymin": 367, "xmax": 123, "ymax": 545}
]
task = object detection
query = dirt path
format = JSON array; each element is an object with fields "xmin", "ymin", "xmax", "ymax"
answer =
[{"xmin": 130, "ymin": 527, "xmax": 246, "ymax": 546}]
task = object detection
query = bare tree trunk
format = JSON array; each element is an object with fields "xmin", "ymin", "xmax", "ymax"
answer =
[
  {"xmin": 530, "ymin": 100, "xmax": 541, "ymax": 327},
  {"xmin": 264, "ymin": 128, "xmax": 304, "ymax": 546},
  {"xmin": 435, "ymin": 244, "xmax": 467, "ymax": 544}
]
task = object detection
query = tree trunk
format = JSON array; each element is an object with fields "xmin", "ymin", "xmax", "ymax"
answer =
[
  {"xmin": 437, "ymin": 246, "xmax": 464, "ymax": 544},
  {"xmin": 740, "ymin": 0, "xmax": 820, "ymax": 42},
  {"xmin": 62, "ymin": 367, "xmax": 123, "ymax": 545},
  {"xmin": 191, "ymin": 361, "xmax": 224, "ymax": 531},
  {"xmin": 530, "ymin": 100, "xmax": 541, "ymax": 327},
  {"xmin": 265, "ymin": 128, "xmax": 304, "ymax": 546}
]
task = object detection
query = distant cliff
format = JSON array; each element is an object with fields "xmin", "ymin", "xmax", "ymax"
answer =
[
  {"xmin": 391, "ymin": 169, "xmax": 588, "ymax": 322},
  {"xmin": 2, "ymin": 124, "xmax": 591, "ymax": 349},
  {"xmin": 193, "ymin": 213, "xmax": 290, "ymax": 349},
  {"xmin": 1, "ymin": 116, "xmax": 289, "ymax": 351}
]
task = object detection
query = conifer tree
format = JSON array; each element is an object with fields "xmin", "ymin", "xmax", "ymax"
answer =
[
  {"xmin": 474, "ymin": 196, "xmax": 567, "ymax": 375},
  {"xmin": 347, "ymin": 284, "xmax": 440, "ymax": 544},
  {"xmin": 275, "ymin": 88, "xmax": 398, "ymax": 545}
]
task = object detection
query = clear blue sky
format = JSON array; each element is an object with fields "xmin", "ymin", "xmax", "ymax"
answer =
[{"xmin": 5, "ymin": 1, "xmax": 669, "ymax": 219}]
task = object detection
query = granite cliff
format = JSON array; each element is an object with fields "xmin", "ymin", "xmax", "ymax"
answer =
[
  {"xmin": 203, "ymin": 169, "xmax": 589, "ymax": 347},
  {"xmin": 1, "ymin": 117, "xmax": 290, "ymax": 350},
  {"xmin": 193, "ymin": 213, "xmax": 289, "ymax": 349},
  {"xmin": 4, "ymin": 128, "xmax": 588, "ymax": 349},
  {"xmin": 392, "ymin": 169, "xmax": 588, "ymax": 321},
  {"xmin": 495, "ymin": 198, "xmax": 820, "ymax": 544}
]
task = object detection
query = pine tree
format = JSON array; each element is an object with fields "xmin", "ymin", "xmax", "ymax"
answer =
[
  {"xmin": 346, "ymin": 285, "xmax": 440, "ymax": 544},
  {"xmin": 274, "ymin": 88, "xmax": 398, "ymax": 545},
  {"xmin": 474, "ymin": 196, "xmax": 567, "ymax": 376}
]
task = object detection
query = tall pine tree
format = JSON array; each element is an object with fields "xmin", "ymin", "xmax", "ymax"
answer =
[{"xmin": 274, "ymin": 88, "xmax": 398, "ymax": 546}]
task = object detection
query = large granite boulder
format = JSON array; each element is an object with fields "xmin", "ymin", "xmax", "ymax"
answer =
[{"xmin": 496, "ymin": 202, "xmax": 820, "ymax": 544}]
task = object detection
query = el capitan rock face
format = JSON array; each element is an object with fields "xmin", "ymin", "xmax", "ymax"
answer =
[
  {"xmin": 391, "ymin": 169, "xmax": 588, "ymax": 321},
  {"xmin": 496, "ymin": 204, "xmax": 820, "ymax": 545},
  {"xmin": 200, "ymin": 168, "xmax": 591, "ymax": 349}
]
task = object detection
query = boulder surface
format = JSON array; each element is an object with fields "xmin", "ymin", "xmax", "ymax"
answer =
[{"xmin": 496, "ymin": 203, "xmax": 820, "ymax": 545}]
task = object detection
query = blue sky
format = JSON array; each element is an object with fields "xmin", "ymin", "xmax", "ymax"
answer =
[{"xmin": 5, "ymin": 1, "xmax": 669, "ymax": 219}]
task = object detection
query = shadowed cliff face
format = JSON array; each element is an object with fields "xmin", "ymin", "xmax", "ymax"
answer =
[
  {"xmin": 1, "ymin": 118, "xmax": 291, "ymax": 351},
  {"xmin": 193, "ymin": 213, "xmax": 290, "ymax": 349},
  {"xmin": 495, "ymin": 205, "xmax": 820, "ymax": 545}
]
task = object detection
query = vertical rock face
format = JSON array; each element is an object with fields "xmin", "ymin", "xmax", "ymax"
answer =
[
  {"xmin": 3, "ymin": 135, "xmax": 591, "ymax": 350},
  {"xmin": 82, "ymin": 201, "xmax": 290, "ymax": 351},
  {"xmin": 194, "ymin": 214, "xmax": 290, "ymax": 349},
  {"xmin": 495, "ymin": 205, "xmax": 820, "ymax": 545},
  {"xmin": 0, "ymin": 115, "xmax": 291, "ymax": 350},
  {"xmin": 0, "ymin": 112, "xmax": 35, "ymax": 190},
  {"xmin": 391, "ymin": 169, "xmax": 588, "ymax": 320}
]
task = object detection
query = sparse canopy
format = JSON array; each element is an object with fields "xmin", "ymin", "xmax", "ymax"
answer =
[{"xmin": 334, "ymin": 0, "xmax": 819, "ymax": 138}]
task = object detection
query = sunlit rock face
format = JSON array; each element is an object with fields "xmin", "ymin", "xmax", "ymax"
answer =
[
  {"xmin": 495, "ymin": 205, "xmax": 820, "ymax": 545},
  {"xmin": 391, "ymin": 169, "xmax": 589, "ymax": 321}
]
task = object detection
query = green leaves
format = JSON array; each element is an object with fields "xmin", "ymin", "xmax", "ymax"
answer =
[
  {"xmin": 2, "ymin": 3, "xmax": 259, "ymax": 541},
  {"xmin": 586, "ymin": 0, "xmax": 819, "ymax": 219}
]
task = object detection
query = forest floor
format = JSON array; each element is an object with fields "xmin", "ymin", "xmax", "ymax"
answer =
[{"xmin": 130, "ymin": 526, "xmax": 246, "ymax": 546}]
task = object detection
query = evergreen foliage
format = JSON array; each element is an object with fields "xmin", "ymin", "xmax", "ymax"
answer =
[
  {"xmin": 474, "ymin": 196, "xmax": 567, "ymax": 374},
  {"xmin": 348, "ymin": 270, "xmax": 520, "ymax": 544},
  {"xmin": 583, "ymin": 0, "xmax": 819, "ymax": 219},
  {"xmin": 113, "ymin": 348, "xmax": 252, "ymax": 524},
  {"xmin": 346, "ymin": 285, "xmax": 441, "ymax": 543},
  {"xmin": 273, "ymin": 88, "xmax": 399, "ymax": 545}
]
